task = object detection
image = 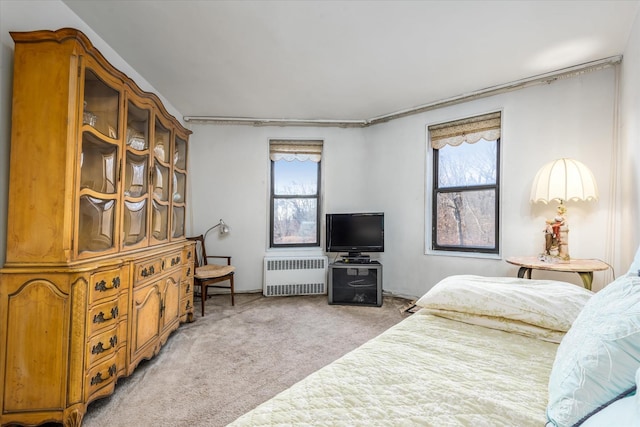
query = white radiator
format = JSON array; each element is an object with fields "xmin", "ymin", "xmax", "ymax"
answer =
[{"xmin": 263, "ymin": 256, "xmax": 328, "ymax": 296}]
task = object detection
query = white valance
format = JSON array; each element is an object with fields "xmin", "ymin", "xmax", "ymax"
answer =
[
  {"xmin": 429, "ymin": 112, "xmax": 501, "ymax": 149},
  {"xmin": 269, "ymin": 140, "xmax": 323, "ymax": 162}
]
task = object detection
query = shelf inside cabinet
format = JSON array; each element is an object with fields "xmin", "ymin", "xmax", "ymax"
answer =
[
  {"xmin": 174, "ymin": 136, "xmax": 187, "ymax": 170},
  {"xmin": 172, "ymin": 206, "xmax": 185, "ymax": 239},
  {"xmin": 84, "ymin": 68, "xmax": 119, "ymax": 139},
  {"xmin": 124, "ymin": 152, "xmax": 148, "ymax": 198},
  {"xmin": 152, "ymin": 201, "xmax": 169, "ymax": 241},
  {"xmin": 81, "ymin": 133, "xmax": 118, "ymax": 194},
  {"xmin": 78, "ymin": 196, "xmax": 117, "ymax": 253},
  {"xmin": 154, "ymin": 118, "xmax": 171, "ymax": 164},
  {"xmin": 123, "ymin": 199, "xmax": 148, "ymax": 246},
  {"xmin": 126, "ymin": 101, "xmax": 149, "ymax": 151}
]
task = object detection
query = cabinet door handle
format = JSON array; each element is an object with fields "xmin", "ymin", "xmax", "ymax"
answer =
[
  {"xmin": 91, "ymin": 335, "xmax": 118, "ymax": 354},
  {"xmin": 90, "ymin": 364, "xmax": 117, "ymax": 386},
  {"xmin": 93, "ymin": 306, "xmax": 119, "ymax": 324}
]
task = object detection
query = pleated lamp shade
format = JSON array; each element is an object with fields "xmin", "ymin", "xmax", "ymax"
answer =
[{"xmin": 530, "ymin": 158, "xmax": 599, "ymax": 204}]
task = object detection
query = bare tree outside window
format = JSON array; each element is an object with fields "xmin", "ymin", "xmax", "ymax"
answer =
[
  {"xmin": 270, "ymin": 155, "xmax": 321, "ymax": 247},
  {"xmin": 432, "ymin": 137, "xmax": 500, "ymax": 253}
]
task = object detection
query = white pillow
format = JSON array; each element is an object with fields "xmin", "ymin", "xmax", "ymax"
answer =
[
  {"xmin": 547, "ymin": 275, "xmax": 640, "ymax": 427},
  {"xmin": 416, "ymin": 275, "xmax": 592, "ymax": 336}
]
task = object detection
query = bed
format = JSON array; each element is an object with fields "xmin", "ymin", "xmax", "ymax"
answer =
[{"xmin": 229, "ymin": 256, "xmax": 640, "ymax": 427}]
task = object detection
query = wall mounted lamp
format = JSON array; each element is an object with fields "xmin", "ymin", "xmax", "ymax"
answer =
[{"xmin": 204, "ymin": 219, "xmax": 230, "ymax": 241}]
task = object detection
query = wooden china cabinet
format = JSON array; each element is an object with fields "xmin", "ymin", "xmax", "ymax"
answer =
[{"xmin": 0, "ymin": 28, "xmax": 194, "ymax": 426}]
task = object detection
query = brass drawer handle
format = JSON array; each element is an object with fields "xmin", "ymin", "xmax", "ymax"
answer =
[
  {"xmin": 186, "ymin": 267, "xmax": 191, "ymax": 277},
  {"xmin": 171, "ymin": 256, "xmax": 181, "ymax": 266},
  {"xmin": 185, "ymin": 300, "xmax": 192, "ymax": 310},
  {"xmin": 186, "ymin": 283, "xmax": 190, "ymax": 293},
  {"xmin": 95, "ymin": 276, "xmax": 121, "ymax": 292},
  {"xmin": 91, "ymin": 335, "xmax": 118, "ymax": 355},
  {"xmin": 90, "ymin": 364, "xmax": 117, "ymax": 386},
  {"xmin": 93, "ymin": 306, "xmax": 119, "ymax": 324}
]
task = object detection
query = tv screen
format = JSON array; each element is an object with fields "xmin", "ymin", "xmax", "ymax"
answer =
[{"xmin": 326, "ymin": 213, "xmax": 384, "ymax": 256}]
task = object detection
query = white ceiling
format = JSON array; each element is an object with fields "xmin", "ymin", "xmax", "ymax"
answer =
[{"xmin": 62, "ymin": 0, "xmax": 639, "ymax": 122}]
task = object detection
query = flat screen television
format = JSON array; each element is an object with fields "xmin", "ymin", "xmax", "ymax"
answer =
[{"xmin": 325, "ymin": 212, "xmax": 384, "ymax": 257}]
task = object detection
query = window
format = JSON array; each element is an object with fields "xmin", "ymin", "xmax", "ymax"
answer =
[
  {"xmin": 429, "ymin": 112, "xmax": 501, "ymax": 254},
  {"xmin": 270, "ymin": 140, "xmax": 322, "ymax": 248}
]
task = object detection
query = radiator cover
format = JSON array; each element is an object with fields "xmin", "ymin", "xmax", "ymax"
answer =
[{"xmin": 263, "ymin": 256, "xmax": 328, "ymax": 296}]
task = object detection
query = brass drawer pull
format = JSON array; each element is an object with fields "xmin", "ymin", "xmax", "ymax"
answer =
[
  {"xmin": 93, "ymin": 306, "xmax": 119, "ymax": 324},
  {"xmin": 95, "ymin": 276, "xmax": 121, "ymax": 292},
  {"xmin": 91, "ymin": 335, "xmax": 118, "ymax": 355},
  {"xmin": 90, "ymin": 364, "xmax": 117, "ymax": 386},
  {"xmin": 171, "ymin": 256, "xmax": 180, "ymax": 266}
]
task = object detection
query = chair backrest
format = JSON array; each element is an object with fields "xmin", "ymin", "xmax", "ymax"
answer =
[{"xmin": 186, "ymin": 235, "xmax": 207, "ymax": 268}]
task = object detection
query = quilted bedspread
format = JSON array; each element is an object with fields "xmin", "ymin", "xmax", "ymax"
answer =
[{"xmin": 229, "ymin": 310, "xmax": 559, "ymax": 426}]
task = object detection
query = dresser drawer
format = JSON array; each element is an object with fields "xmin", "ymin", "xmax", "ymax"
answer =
[
  {"xmin": 162, "ymin": 251, "xmax": 183, "ymax": 272},
  {"xmin": 183, "ymin": 263, "xmax": 193, "ymax": 281},
  {"xmin": 86, "ymin": 320, "xmax": 127, "ymax": 367},
  {"xmin": 183, "ymin": 245, "xmax": 195, "ymax": 264},
  {"xmin": 85, "ymin": 347, "xmax": 126, "ymax": 401},
  {"xmin": 88, "ymin": 294, "xmax": 127, "ymax": 335},
  {"xmin": 89, "ymin": 267, "xmax": 124, "ymax": 304},
  {"xmin": 134, "ymin": 259, "xmax": 162, "ymax": 283}
]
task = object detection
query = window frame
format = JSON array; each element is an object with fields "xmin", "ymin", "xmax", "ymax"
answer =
[
  {"xmin": 427, "ymin": 112, "xmax": 502, "ymax": 257},
  {"xmin": 269, "ymin": 142, "xmax": 322, "ymax": 249},
  {"xmin": 431, "ymin": 139, "xmax": 501, "ymax": 254}
]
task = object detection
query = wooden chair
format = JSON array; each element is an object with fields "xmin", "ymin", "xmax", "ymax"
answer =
[{"xmin": 187, "ymin": 235, "xmax": 235, "ymax": 316}]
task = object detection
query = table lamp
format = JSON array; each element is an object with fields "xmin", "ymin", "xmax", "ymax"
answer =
[{"xmin": 530, "ymin": 158, "xmax": 598, "ymax": 261}]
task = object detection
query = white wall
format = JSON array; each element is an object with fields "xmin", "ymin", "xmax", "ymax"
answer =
[
  {"xmin": 619, "ymin": 7, "xmax": 640, "ymax": 274},
  {"xmin": 189, "ymin": 67, "xmax": 618, "ymax": 298}
]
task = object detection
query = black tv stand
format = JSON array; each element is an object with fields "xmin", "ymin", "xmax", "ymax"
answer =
[{"xmin": 328, "ymin": 261, "xmax": 382, "ymax": 306}]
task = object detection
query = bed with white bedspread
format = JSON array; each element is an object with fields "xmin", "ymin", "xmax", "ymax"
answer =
[{"xmin": 230, "ymin": 265, "xmax": 640, "ymax": 427}]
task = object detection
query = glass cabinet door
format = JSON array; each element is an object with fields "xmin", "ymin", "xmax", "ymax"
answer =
[
  {"xmin": 171, "ymin": 136, "xmax": 188, "ymax": 239},
  {"xmin": 78, "ymin": 66, "xmax": 120, "ymax": 256},
  {"xmin": 123, "ymin": 99, "xmax": 151, "ymax": 249},
  {"xmin": 151, "ymin": 118, "xmax": 171, "ymax": 243}
]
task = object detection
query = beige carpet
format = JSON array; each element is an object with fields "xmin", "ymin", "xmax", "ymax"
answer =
[{"xmin": 82, "ymin": 293, "xmax": 412, "ymax": 427}]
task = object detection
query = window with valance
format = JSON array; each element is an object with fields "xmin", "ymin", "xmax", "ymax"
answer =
[
  {"xmin": 428, "ymin": 112, "xmax": 501, "ymax": 254},
  {"xmin": 269, "ymin": 140, "xmax": 323, "ymax": 248}
]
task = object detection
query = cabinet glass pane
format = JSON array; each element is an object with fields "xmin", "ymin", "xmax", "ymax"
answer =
[
  {"xmin": 78, "ymin": 196, "xmax": 116, "ymax": 252},
  {"xmin": 153, "ymin": 164, "xmax": 170, "ymax": 201},
  {"xmin": 127, "ymin": 101, "xmax": 149, "ymax": 150},
  {"xmin": 152, "ymin": 201, "xmax": 168, "ymax": 241},
  {"xmin": 84, "ymin": 69, "xmax": 119, "ymax": 138},
  {"xmin": 172, "ymin": 172, "xmax": 186, "ymax": 203},
  {"xmin": 174, "ymin": 136, "xmax": 187, "ymax": 170},
  {"xmin": 123, "ymin": 200, "xmax": 147, "ymax": 246},
  {"xmin": 172, "ymin": 206, "xmax": 185, "ymax": 238},
  {"xmin": 81, "ymin": 133, "xmax": 118, "ymax": 194},
  {"xmin": 154, "ymin": 119, "xmax": 170, "ymax": 163},
  {"xmin": 125, "ymin": 152, "xmax": 148, "ymax": 197}
]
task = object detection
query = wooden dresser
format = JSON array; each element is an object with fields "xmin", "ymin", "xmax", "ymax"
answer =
[{"xmin": 0, "ymin": 28, "xmax": 194, "ymax": 426}]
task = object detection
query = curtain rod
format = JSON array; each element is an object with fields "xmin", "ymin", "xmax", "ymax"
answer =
[{"xmin": 183, "ymin": 55, "xmax": 622, "ymax": 128}]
